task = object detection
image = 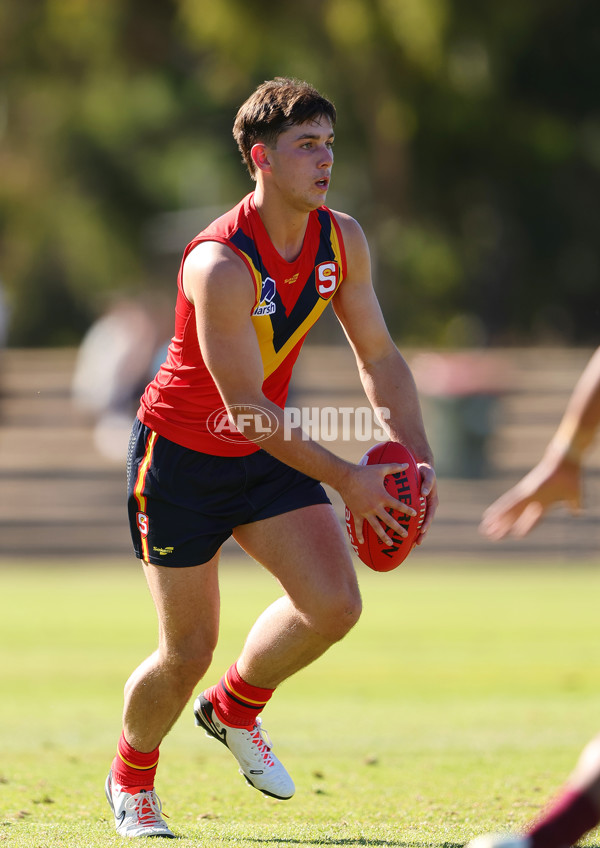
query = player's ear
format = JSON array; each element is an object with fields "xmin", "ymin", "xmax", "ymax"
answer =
[{"xmin": 251, "ymin": 143, "xmax": 271, "ymax": 174}]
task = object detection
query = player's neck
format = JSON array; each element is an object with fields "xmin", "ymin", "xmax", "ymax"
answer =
[{"xmin": 252, "ymin": 188, "xmax": 310, "ymax": 263}]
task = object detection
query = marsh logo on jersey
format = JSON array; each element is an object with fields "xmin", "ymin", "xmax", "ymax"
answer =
[
  {"xmin": 315, "ymin": 261, "xmax": 338, "ymax": 299},
  {"xmin": 252, "ymin": 276, "xmax": 277, "ymax": 316}
]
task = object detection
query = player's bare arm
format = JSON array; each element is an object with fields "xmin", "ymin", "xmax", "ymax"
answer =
[
  {"xmin": 547, "ymin": 346, "xmax": 600, "ymax": 462},
  {"xmin": 481, "ymin": 346, "xmax": 600, "ymax": 541},
  {"xmin": 183, "ymin": 241, "xmax": 414, "ymax": 547},
  {"xmin": 331, "ymin": 212, "xmax": 438, "ymax": 539}
]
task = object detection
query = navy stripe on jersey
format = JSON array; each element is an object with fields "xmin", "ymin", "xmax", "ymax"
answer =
[{"xmin": 229, "ymin": 210, "xmax": 340, "ymax": 354}]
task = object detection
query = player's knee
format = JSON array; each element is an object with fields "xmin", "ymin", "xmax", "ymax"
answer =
[
  {"xmin": 164, "ymin": 643, "xmax": 214, "ymax": 688},
  {"xmin": 316, "ymin": 585, "xmax": 362, "ymax": 642},
  {"xmin": 328, "ymin": 603, "xmax": 362, "ymax": 642}
]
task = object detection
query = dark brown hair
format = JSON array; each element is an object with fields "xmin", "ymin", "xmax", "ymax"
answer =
[{"xmin": 233, "ymin": 77, "xmax": 336, "ymax": 179}]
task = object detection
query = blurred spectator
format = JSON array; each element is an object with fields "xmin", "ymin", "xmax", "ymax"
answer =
[{"xmin": 72, "ymin": 296, "xmax": 171, "ymax": 460}]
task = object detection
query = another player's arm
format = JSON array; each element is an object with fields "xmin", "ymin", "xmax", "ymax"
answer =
[
  {"xmin": 547, "ymin": 346, "xmax": 600, "ymax": 462},
  {"xmin": 183, "ymin": 241, "xmax": 412, "ymax": 546},
  {"xmin": 331, "ymin": 212, "xmax": 438, "ymax": 539},
  {"xmin": 481, "ymin": 346, "xmax": 600, "ymax": 540}
]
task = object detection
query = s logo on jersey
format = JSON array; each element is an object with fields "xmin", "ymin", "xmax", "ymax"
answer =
[
  {"xmin": 252, "ymin": 276, "xmax": 277, "ymax": 316},
  {"xmin": 315, "ymin": 262, "xmax": 338, "ymax": 299}
]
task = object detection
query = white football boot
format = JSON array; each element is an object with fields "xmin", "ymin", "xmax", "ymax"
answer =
[
  {"xmin": 193, "ymin": 693, "xmax": 295, "ymax": 800},
  {"xmin": 466, "ymin": 835, "xmax": 531, "ymax": 848},
  {"xmin": 105, "ymin": 770, "xmax": 175, "ymax": 838}
]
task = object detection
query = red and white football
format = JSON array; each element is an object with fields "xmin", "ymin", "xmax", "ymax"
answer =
[{"xmin": 345, "ymin": 441, "xmax": 427, "ymax": 572}]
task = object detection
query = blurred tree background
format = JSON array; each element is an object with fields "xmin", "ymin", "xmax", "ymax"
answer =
[{"xmin": 1, "ymin": 0, "xmax": 599, "ymax": 347}]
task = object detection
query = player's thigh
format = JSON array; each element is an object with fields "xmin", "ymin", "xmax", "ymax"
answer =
[
  {"xmin": 233, "ymin": 503, "xmax": 361, "ymax": 617},
  {"xmin": 142, "ymin": 553, "xmax": 221, "ymax": 663}
]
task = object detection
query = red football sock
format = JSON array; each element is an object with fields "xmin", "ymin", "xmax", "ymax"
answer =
[
  {"xmin": 528, "ymin": 787, "xmax": 599, "ymax": 848},
  {"xmin": 111, "ymin": 731, "xmax": 159, "ymax": 792},
  {"xmin": 205, "ymin": 662, "xmax": 274, "ymax": 728}
]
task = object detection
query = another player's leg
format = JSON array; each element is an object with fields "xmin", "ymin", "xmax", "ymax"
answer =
[
  {"xmin": 107, "ymin": 555, "xmax": 220, "ymax": 838},
  {"xmin": 467, "ymin": 734, "xmax": 600, "ymax": 848},
  {"xmin": 194, "ymin": 503, "xmax": 361, "ymax": 799}
]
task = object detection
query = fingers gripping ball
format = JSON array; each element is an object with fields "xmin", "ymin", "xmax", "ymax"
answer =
[{"xmin": 345, "ymin": 442, "xmax": 427, "ymax": 572}]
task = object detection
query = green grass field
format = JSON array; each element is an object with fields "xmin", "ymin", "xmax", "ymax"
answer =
[{"xmin": 2, "ymin": 556, "xmax": 600, "ymax": 847}]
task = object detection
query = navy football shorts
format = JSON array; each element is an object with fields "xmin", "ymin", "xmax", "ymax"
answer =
[{"xmin": 127, "ymin": 417, "xmax": 331, "ymax": 567}]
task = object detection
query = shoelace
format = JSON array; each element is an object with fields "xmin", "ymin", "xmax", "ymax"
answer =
[
  {"xmin": 124, "ymin": 790, "xmax": 169, "ymax": 826},
  {"xmin": 249, "ymin": 718, "xmax": 275, "ymax": 767}
]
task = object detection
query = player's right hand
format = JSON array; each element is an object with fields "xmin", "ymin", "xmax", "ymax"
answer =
[{"xmin": 340, "ymin": 462, "xmax": 416, "ymax": 547}]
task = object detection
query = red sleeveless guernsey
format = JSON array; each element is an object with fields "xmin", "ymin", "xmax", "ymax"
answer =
[{"xmin": 138, "ymin": 192, "xmax": 347, "ymax": 456}]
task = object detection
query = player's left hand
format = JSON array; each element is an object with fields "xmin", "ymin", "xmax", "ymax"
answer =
[{"xmin": 480, "ymin": 455, "xmax": 581, "ymax": 541}]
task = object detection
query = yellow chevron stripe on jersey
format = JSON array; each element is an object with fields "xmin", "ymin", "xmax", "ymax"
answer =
[
  {"xmin": 253, "ymin": 294, "xmax": 333, "ymax": 379},
  {"xmin": 245, "ymin": 256, "xmax": 263, "ymax": 308},
  {"xmin": 231, "ymin": 210, "xmax": 345, "ymax": 380}
]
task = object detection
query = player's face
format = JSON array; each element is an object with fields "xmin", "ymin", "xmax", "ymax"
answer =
[{"xmin": 265, "ymin": 116, "xmax": 334, "ymax": 211}]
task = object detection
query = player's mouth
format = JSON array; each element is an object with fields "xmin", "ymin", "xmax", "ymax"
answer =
[{"xmin": 315, "ymin": 177, "xmax": 330, "ymax": 191}]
